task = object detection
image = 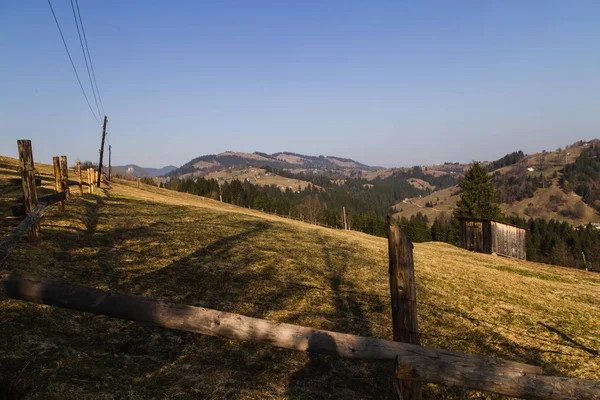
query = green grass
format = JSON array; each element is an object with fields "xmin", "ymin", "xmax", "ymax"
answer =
[{"xmin": 1, "ymin": 156, "xmax": 599, "ymax": 399}]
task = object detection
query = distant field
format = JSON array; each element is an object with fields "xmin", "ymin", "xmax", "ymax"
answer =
[
  {"xmin": 393, "ymin": 186, "xmax": 459, "ymax": 221},
  {"xmin": 394, "ymin": 143, "xmax": 600, "ymax": 225},
  {"xmin": 182, "ymin": 167, "xmax": 313, "ymax": 191},
  {"xmin": 408, "ymin": 178, "xmax": 435, "ymax": 191},
  {"xmin": 1, "ymin": 155, "xmax": 599, "ymax": 399}
]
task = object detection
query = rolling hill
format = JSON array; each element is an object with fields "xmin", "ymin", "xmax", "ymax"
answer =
[
  {"xmin": 1, "ymin": 154, "xmax": 599, "ymax": 399},
  {"xmin": 394, "ymin": 141, "xmax": 600, "ymax": 226},
  {"xmin": 168, "ymin": 151, "xmax": 378, "ymax": 180},
  {"xmin": 112, "ymin": 164, "xmax": 177, "ymax": 178}
]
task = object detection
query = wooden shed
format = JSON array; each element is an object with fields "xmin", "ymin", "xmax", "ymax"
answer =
[{"xmin": 459, "ymin": 219, "xmax": 526, "ymax": 260}]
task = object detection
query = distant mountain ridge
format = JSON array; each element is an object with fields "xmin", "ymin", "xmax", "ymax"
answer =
[
  {"xmin": 113, "ymin": 164, "xmax": 177, "ymax": 178},
  {"xmin": 168, "ymin": 151, "xmax": 378, "ymax": 178}
]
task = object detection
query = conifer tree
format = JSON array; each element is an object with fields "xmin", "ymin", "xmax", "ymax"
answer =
[{"xmin": 454, "ymin": 162, "xmax": 502, "ymax": 220}]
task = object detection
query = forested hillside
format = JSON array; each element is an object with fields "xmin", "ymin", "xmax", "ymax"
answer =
[
  {"xmin": 560, "ymin": 141, "xmax": 600, "ymax": 211},
  {"xmin": 162, "ymin": 166, "xmax": 459, "ymax": 237},
  {"xmin": 487, "ymin": 150, "xmax": 525, "ymax": 172},
  {"xmin": 157, "ymin": 141, "xmax": 600, "ymax": 270}
]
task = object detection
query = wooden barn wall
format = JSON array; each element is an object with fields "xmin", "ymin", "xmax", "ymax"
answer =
[
  {"xmin": 459, "ymin": 220, "xmax": 492, "ymax": 254},
  {"xmin": 490, "ymin": 221, "xmax": 527, "ymax": 260}
]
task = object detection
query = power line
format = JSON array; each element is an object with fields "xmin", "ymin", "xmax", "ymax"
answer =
[
  {"xmin": 69, "ymin": 0, "xmax": 102, "ymax": 119},
  {"xmin": 73, "ymin": 0, "xmax": 105, "ymax": 116},
  {"xmin": 47, "ymin": 0, "xmax": 101, "ymax": 125}
]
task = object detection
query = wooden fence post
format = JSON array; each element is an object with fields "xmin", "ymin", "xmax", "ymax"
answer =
[
  {"xmin": 77, "ymin": 160, "xmax": 83, "ymax": 196},
  {"xmin": 17, "ymin": 140, "xmax": 40, "ymax": 243},
  {"xmin": 89, "ymin": 169, "xmax": 95, "ymax": 194},
  {"xmin": 97, "ymin": 116, "xmax": 107, "ymax": 187},
  {"xmin": 388, "ymin": 216, "xmax": 421, "ymax": 400},
  {"xmin": 60, "ymin": 155, "xmax": 70, "ymax": 200},
  {"xmin": 108, "ymin": 145, "xmax": 112, "ymax": 182},
  {"xmin": 86, "ymin": 168, "xmax": 91, "ymax": 193},
  {"xmin": 53, "ymin": 156, "xmax": 65, "ymax": 211}
]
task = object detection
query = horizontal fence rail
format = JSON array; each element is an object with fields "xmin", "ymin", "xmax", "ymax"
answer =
[
  {"xmin": 0, "ymin": 193, "xmax": 65, "ymax": 264},
  {"xmin": 3, "ymin": 275, "xmax": 599, "ymax": 399}
]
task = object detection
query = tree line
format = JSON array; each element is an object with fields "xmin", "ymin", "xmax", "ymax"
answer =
[
  {"xmin": 560, "ymin": 141, "xmax": 600, "ymax": 212},
  {"xmin": 397, "ymin": 211, "xmax": 600, "ymax": 269},
  {"xmin": 159, "ymin": 159, "xmax": 599, "ymax": 270}
]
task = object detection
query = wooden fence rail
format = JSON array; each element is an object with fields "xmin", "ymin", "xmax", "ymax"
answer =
[
  {"xmin": 0, "ymin": 177, "xmax": 42, "ymax": 187},
  {"xmin": 11, "ymin": 192, "xmax": 69, "ymax": 217},
  {"xmin": 2, "ymin": 274, "xmax": 599, "ymax": 400},
  {"xmin": 0, "ymin": 193, "xmax": 65, "ymax": 264}
]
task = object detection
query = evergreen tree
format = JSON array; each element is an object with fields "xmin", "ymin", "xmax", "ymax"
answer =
[{"xmin": 454, "ymin": 162, "xmax": 502, "ymax": 220}]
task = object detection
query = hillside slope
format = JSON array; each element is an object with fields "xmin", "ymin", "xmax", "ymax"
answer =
[
  {"xmin": 169, "ymin": 151, "xmax": 378, "ymax": 180},
  {"xmin": 394, "ymin": 142, "xmax": 600, "ymax": 225},
  {"xmin": 1, "ymin": 155, "xmax": 599, "ymax": 399},
  {"xmin": 112, "ymin": 164, "xmax": 177, "ymax": 178}
]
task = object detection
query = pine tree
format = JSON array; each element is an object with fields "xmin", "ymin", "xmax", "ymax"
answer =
[{"xmin": 454, "ymin": 162, "xmax": 502, "ymax": 220}]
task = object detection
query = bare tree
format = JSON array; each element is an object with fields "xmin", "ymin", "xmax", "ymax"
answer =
[{"xmin": 300, "ymin": 195, "xmax": 323, "ymax": 224}]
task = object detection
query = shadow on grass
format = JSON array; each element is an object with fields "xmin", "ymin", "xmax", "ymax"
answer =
[
  {"xmin": 1, "ymin": 188, "xmax": 575, "ymax": 399},
  {"xmin": 538, "ymin": 322, "xmax": 599, "ymax": 357}
]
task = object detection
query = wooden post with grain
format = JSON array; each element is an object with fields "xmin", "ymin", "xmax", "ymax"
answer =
[
  {"xmin": 388, "ymin": 216, "xmax": 421, "ymax": 400},
  {"xmin": 86, "ymin": 168, "xmax": 91, "ymax": 193},
  {"xmin": 108, "ymin": 145, "xmax": 112, "ymax": 182},
  {"xmin": 53, "ymin": 156, "xmax": 65, "ymax": 211},
  {"xmin": 97, "ymin": 115, "xmax": 107, "ymax": 187},
  {"xmin": 60, "ymin": 155, "xmax": 70, "ymax": 200},
  {"xmin": 76, "ymin": 160, "xmax": 83, "ymax": 195},
  {"xmin": 90, "ymin": 168, "xmax": 95, "ymax": 193},
  {"xmin": 17, "ymin": 140, "xmax": 40, "ymax": 243}
]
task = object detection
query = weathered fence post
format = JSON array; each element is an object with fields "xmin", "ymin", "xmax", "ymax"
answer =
[
  {"xmin": 388, "ymin": 216, "xmax": 421, "ymax": 400},
  {"xmin": 97, "ymin": 116, "xmax": 107, "ymax": 187},
  {"xmin": 53, "ymin": 156, "xmax": 65, "ymax": 211},
  {"xmin": 77, "ymin": 160, "xmax": 83, "ymax": 195},
  {"xmin": 17, "ymin": 140, "xmax": 40, "ymax": 243},
  {"xmin": 86, "ymin": 168, "xmax": 90, "ymax": 193},
  {"xmin": 60, "ymin": 155, "xmax": 70, "ymax": 200},
  {"xmin": 90, "ymin": 169, "xmax": 95, "ymax": 193},
  {"xmin": 108, "ymin": 145, "xmax": 112, "ymax": 182}
]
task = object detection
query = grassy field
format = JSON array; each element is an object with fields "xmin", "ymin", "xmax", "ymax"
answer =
[
  {"xmin": 393, "ymin": 186, "xmax": 459, "ymax": 221},
  {"xmin": 1, "ymin": 156, "xmax": 599, "ymax": 399}
]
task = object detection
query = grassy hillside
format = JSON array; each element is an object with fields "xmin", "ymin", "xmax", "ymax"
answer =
[
  {"xmin": 1, "ymin": 156, "xmax": 599, "ymax": 399},
  {"xmin": 393, "ymin": 142, "xmax": 600, "ymax": 225},
  {"xmin": 393, "ymin": 186, "xmax": 459, "ymax": 221},
  {"xmin": 201, "ymin": 167, "xmax": 313, "ymax": 191}
]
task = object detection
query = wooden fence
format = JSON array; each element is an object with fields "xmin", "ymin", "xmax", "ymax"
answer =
[
  {"xmin": 1, "ymin": 140, "xmax": 102, "ymax": 257},
  {"xmin": 1, "ymin": 274, "xmax": 598, "ymax": 399},
  {"xmin": 1, "ymin": 141, "xmax": 599, "ymax": 399}
]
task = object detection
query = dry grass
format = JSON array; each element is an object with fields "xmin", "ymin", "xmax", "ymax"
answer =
[
  {"xmin": 1, "ymin": 156, "xmax": 599, "ymax": 399},
  {"xmin": 179, "ymin": 167, "xmax": 312, "ymax": 192},
  {"xmin": 393, "ymin": 186, "xmax": 459, "ymax": 221},
  {"xmin": 504, "ymin": 182, "xmax": 600, "ymax": 225}
]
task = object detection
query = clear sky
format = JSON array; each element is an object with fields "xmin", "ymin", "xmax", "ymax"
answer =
[{"xmin": 1, "ymin": 1, "xmax": 599, "ymax": 168}]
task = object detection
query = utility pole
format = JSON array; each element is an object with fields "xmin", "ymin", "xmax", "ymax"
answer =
[
  {"xmin": 97, "ymin": 115, "xmax": 107, "ymax": 187},
  {"xmin": 342, "ymin": 207, "xmax": 348, "ymax": 230},
  {"xmin": 108, "ymin": 145, "xmax": 112, "ymax": 182}
]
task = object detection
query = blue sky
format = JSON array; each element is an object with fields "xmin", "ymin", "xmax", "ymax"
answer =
[{"xmin": 1, "ymin": 1, "xmax": 599, "ymax": 168}]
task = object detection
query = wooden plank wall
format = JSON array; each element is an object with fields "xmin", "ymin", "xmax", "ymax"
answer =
[
  {"xmin": 491, "ymin": 221, "xmax": 527, "ymax": 260},
  {"xmin": 459, "ymin": 220, "xmax": 492, "ymax": 254}
]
